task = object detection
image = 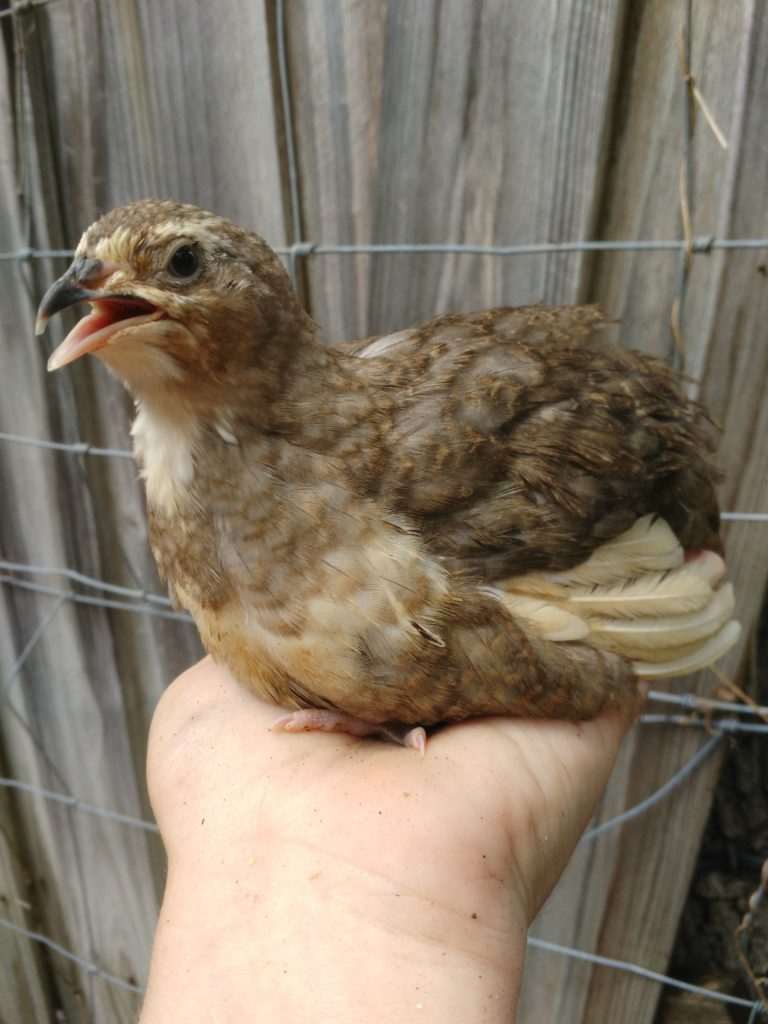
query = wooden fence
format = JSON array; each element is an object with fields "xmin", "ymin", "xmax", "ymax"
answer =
[{"xmin": 0, "ymin": 1, "xmax": 767, "ymax": 1021}]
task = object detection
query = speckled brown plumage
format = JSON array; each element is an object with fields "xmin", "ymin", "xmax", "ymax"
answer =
[
  {"xmin": 36, "ymin": 200, "xmax": 739, "ymax": 737},
  {"xmin": 336, "ymin": 306, "xmax": 722, "ymax": 571}
]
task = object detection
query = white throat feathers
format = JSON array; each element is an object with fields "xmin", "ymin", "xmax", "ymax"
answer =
[{"xmin": 131, "ymin": 397, "xmax": 202, "ymax": 515}]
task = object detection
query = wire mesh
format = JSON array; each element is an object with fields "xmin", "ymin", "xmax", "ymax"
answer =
[{"xmin": 0, "ymin": 0, "xmax": 766, "ymax": 1020}]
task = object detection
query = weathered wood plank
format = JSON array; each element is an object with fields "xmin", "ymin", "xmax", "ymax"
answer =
[
  {"xmin": 285, "ymin": 0, "xmax": 631, "ymax": 342},
  {"xmin": 579, "ymin": 2, "xmax": 768, "ymax": 1020},
  {"xmin": 1, "ymin": 2, "xmax": 290, "ymax": 1019},
  {"xmin": 286, "ymin": 4, "xmax": 751, "ymax": 1022},
  {"xmin": 0, "ymin": 81, "xmax": 159, "ymax": 1021},
  {"xmin": 0, "ymin": 745, "xmax": 54, "ymax": 1024},
  {"xmin": 0, "ymin": 2, "xmax": 765, "ymax": 1021},
  {"xmin": 30, "ymin": 0, "xmax": 287, "ymax": 238},
  {"xmin": 519, "ymin": 731, "xmax": 642, "ymax": 1021},
  {"xmin": 285, "ymin": 3, "xmax": 768, "ymax": 1021}
]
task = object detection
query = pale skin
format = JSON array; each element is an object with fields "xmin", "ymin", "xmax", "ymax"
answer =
[{"xmin": 140, "ymin": 657, "xmax": 640, "ymax": 1023}]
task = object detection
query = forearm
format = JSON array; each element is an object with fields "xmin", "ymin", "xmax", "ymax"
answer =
[{"xmin": 139, "ymin": 840, "xmax": 526, "ymax": 1023}]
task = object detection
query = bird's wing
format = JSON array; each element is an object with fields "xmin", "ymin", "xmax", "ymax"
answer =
[
  {"xmin": 334, "ymin": 306, "xmax": 734, "ymax": 681},
  {"xmin": 331, "ymin": 305, "xmax": 721, "ymax": 580}
]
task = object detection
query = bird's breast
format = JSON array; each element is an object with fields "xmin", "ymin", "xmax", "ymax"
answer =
[{"xmin": 150, "ymin": 440, "xmax": 453, "ymax": 714}]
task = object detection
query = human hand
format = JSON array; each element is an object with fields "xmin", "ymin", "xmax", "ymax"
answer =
[{"xmin": 139, "ymin": 656, "xmax": 638, "ymax": 1023}]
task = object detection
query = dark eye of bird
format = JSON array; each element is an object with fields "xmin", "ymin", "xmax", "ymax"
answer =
[{"xmin": 168, "ymin": 244, "xmax": 200, "ymax": 279}]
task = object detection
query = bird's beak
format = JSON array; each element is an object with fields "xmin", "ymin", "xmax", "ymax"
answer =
[
  {"xmin": 36, "ymin": 257, "xmax": 163, "ymax": 371},
  {"xmin": 35, "ymin": 258, "xmax": 122, "ymax": 334}
]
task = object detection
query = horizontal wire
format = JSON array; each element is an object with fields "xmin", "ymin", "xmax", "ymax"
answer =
[
  {"xmin": 0, "ymin": 431, "xmax": 133, "ymax": 458},
  {"xmin": 0, "ymin": 247, "xmax": 74, "ymax": 259},
  {"xmin": 0, "ymin": 916, "xmax": 145, "ymax": 995},
  {"xmin": 527, "ymin": 936, "xmax": 760, "ymax": 1011},
  {"xmin": 722, "ymin": 512, "xmax": 768, "ymax": 523},
  {"xmin": 0, "ymin": 559, "xmax": 171, "ymax": 606},
  {"xmin": 0, "ymin": 0, "xmax": 63, "ymax": 20},
  {"xmin": 0, "ymin": 573, "xmax": 193, "ymax": 623},
  {"xmin": 647, "ymin": 690, "xmax": 768, "ymax": 718},
  {"xmin": 640, "ymin": 715, "xmax": 768, "ymax": 734},
  {"xmin": 277, "ymin": 237, "xmax": 768, "ymax": 257},
  {"xmin": 3, "ymin": 237, "xmax": 768, "ymax": 263},
  {"xmin": 2, "ymin": 434, "xmax": 767, "ymax": 522},
  {"xmin": 0, "ymin": 776, "xmax": 159, "ymax": 832}
]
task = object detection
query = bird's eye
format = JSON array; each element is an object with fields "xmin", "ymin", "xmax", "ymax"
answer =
[{"xmin": 168, "ymin": 244, "xmax": 201, "ymax": 279}]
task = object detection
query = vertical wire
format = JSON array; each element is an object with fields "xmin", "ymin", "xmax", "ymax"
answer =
[
  {"xmin": 276, "ymin": 0, "xmax": 304, "ymax": 291},
  {"xmin": 671, "ymin": 0, "xmax": 695, "ymax": 370}
]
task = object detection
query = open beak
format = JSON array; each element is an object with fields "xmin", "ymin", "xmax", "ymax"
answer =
[{"xmin": 36, "ymin": 257, "xmax": 164, "ymax": 371}]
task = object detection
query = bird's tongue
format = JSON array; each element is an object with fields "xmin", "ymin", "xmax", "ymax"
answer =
[{"xmin": 47, "ymin": 299, "xmax": 163, "ymax": 371}]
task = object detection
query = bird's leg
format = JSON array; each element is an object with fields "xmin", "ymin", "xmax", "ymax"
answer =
[{"xmin": 270, "ymin": 709, "xmax": 427, "ymax": 755}]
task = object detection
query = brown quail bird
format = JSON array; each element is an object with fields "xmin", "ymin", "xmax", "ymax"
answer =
[{"xmin": 36, "ymin": 200, "xmax": 739, "ymax": 750}]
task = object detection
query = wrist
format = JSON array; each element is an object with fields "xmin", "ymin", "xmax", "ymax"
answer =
[{"xmin": 140, "ymin": 833, "xmax": 526, "ymax": 1023}]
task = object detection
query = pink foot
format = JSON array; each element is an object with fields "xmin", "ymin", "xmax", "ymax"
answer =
[{"xmin": 271, "ymin": 709, "xmax": 427, "ymax": 755}]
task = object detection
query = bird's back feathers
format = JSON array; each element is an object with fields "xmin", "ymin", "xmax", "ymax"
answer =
[{"xmin": 335, "ymin": 306, "xmax": 722, "ymax": 576}]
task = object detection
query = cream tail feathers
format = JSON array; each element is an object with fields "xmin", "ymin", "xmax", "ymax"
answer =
[{"xmin": 497, "ymin": 515, "xmax": 740, "ymax": 679}]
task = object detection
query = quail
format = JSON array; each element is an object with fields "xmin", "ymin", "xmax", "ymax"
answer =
[{"xmin": 36, "ymin": 200, "xmax": 740, "ymax": 750}]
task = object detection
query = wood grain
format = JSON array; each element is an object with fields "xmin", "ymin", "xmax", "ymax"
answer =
[
  {"xmin": 579, "ymin": 2, "xmax": 768, "ymax": 1020},
  {"xmin": 0, "ymin": 2, "xmax": 766, "ymax": 1021},
  {"xmin": 285, "ymin": 0, "xmax": 630, "ymax": 341},
  {"xmin": 2, "ymin": 2, "xmax": 288, "ymax": 1020}
]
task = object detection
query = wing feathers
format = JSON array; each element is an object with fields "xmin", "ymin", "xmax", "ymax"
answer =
[
  {"xmin": 494, "ymin": 591, "xmax": 590, "ymax": 641},
  {"xmin": 497, "ymin": 516, "xmax": 739, "ymax": 676},
  {"xmin": 558, "ymin": 554, "xmax": 726, "ymax": 618},
  {"xmin": 633, "ymin": 621, "xmax": 741, "ymax": 679},
  {"xmin": 503, "ymin": 514, "xmax": 685, "ymax": 593},
  {"xmin": 587, "ymin": 583, "xmax": 734, "ymax": 658}
]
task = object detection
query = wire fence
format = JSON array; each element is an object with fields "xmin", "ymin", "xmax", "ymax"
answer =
[
  {"xmin": 1, "ymin": 0, "xmax": 767, "ymax": 1020},
  {"xmin": 1, "ymin": 358, "xmax": 766, "ymax": 1018},
  {"xmin": 0, "ymin": 685, "xmax": 765, "ymax": 1011}
]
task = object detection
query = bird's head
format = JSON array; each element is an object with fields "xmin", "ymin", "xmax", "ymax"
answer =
[{"xmin": 36, "ymin": 199, "xmax": 312, "ymax": 403}]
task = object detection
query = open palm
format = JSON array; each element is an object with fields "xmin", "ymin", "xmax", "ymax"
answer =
[{"xmin": 141, "ymin": 657, "xmax": 636, "ymax": 1023}]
